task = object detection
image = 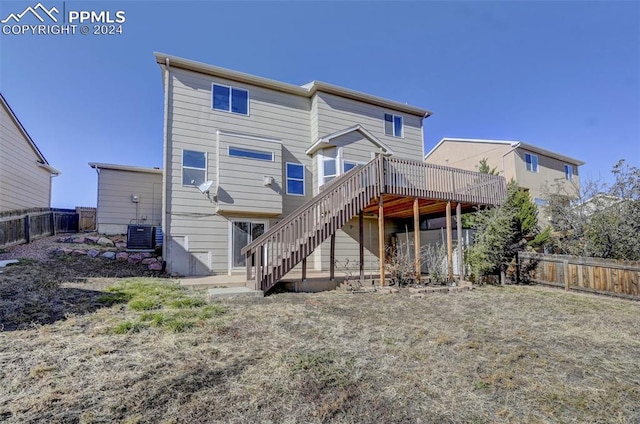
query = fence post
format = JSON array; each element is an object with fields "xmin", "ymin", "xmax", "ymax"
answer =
[
  {"xmin": 563, "ymin": 259, "xmax": 570, "ymax": 291},
  {"xmin": 516, "ymin": 251, "xmax": 521, "ymax": 284},
  {"xmin": 24, "ymin": 215, "xmax": 30, "ymax": 244},
  {"xmin": 50, "ymin": 211, "xmax": 56, "ymax": 236}
]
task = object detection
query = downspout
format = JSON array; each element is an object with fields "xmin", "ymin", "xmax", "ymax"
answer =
[
  {"xmin": 215, "ymin": 129, "xmax": 220, "ymax": 214},
  {"xmin": 162, "ymin": 57, "xmax": 171, "ymax": 269}
]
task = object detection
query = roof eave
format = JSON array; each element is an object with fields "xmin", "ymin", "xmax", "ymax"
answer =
[
  {"xmin": 89, "ymin": 162, "xmax": 163, "ymax": 174},
  {"xmin": 155, "ymin": 52, "xmax": 432, "ymax": 118}
]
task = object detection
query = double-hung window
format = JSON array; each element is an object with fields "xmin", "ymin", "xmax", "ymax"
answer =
[
  {"xmin": 525, "ymin": 153, "xmax": 538, "ymax": 173},
  {"xmin": 323, "ymin": 158, "xmax": 337, "ymax": 184},
  {"xmin": 183, "ymin": 150, "xmax": 206, "ymax": 186},
  {"xmin": 286, "ymin": 163, "xmax": 305, "ymax": 196},
  {"xmin": 564, "ymin": 164, "xmax": 574, "ymax": 181},
  {"xmin": 212, "ymin": 84, "xmax": 249, "ymax": 115},
  {"xmin": 384, "ymin": 113, "xmax": 403, "ymax": 137}
]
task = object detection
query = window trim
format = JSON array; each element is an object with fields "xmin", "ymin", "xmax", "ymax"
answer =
[
  {"xmin": 227, "ymin": 218, "xmax": 269, "ymax": 272},
  {"xmin": 212, "ymin": 83, "xmax": 250, "ymax": 116},
  {"xmin": 564, "ymin": 164, "xmax": 574, "ymax": 181},
  {"xmin": 182, "ymin": 149, "xmax": 207, "ymax": 187},
  {"xmin": 228, "ymin": 146, "xmax": 274, "ymax": 162},
  {"xmin": 384, "ymin": 113, "xmax": 404, "ymax": 138},
  {"xmin": 286, "ymin": 162, "xmax": 305, "ymax": 196},
  {"xmin": 525, "ymin": 153, "xmax": 539, "ymax": 173}
]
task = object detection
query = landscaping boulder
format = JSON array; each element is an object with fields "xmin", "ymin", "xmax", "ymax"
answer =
[
  {"xmin": 71, "ymin": 250, "xmax": 87, "ymax": 256},
  {"xmin": 141, "ymin": 257, "xmax": 157, "ymax": 265},
  {"xmin": 87, "ymin": 249, "xmax": 100, "ymax": 258},
  {"xmin": 148, "ymin": 262, "xmax": 163, "ymax": 271},
  {"xmin": 128, "ymin": 254, "xmax": 142, "ymax": 264},
  {"xmin": 115, "ymin": 242, "xmax": 127, "ymax": 249},
  {"xmin": 72, "ymin": 237, "xmax": 85, "ymax": 244},
  {"xmin": 84, "ymin": 236, "xmax": 99, "ymax": 245},
  {"xmin": 102, "ymin": 251, "xmax": 116, "ymax": 260},
  {"xmin": 116, "ymin": 252, "xmax": 128, "ymax": 261},
  {"xmin": 97, "ymin": 237, "xmax": 115, "ymax": 247}
]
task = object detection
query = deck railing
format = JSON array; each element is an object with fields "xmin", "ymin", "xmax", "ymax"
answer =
[{"xmin": 242, "ymin": 155, "xmax": 506, "ymax": 292}]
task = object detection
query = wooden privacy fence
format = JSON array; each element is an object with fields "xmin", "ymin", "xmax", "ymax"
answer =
[
  {"xmin": 518, "ymin": 252, "xmax": 640, "ymax": 300},
  {"xmin": 0, "ymin": 207, "xmax": 86, "ymax": 248}
]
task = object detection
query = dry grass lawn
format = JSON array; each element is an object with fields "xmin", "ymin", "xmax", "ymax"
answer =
[{"xmin": 1, "ymin": 258, "xmax": 639, "ymax": 423}]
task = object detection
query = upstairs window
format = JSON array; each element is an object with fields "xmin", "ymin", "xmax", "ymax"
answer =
[
  {"xmin": 183, "ymin": 150, "xmax": 206, "ymax": 186},
  {"xmin": 228, "ymin": 146, "xmax": 274, "ymax": 161},
  {"xmin": 564, "ymin": 164, "xmax": 574, "ymax": 181},
  {"xmin": 286, "ymin": 163, "xmax": 305, "ymax": 196},
  {"xmin": 384, "ymin": 113, "xmax": 403, "ymax": 137},
  {"xmin": 525, "ymin": 153, "xmax": 538, "ymax": 173},
  {"xmin": 323, "ymin": 158, "xmax": 337, "ymax": 184},
  {"xmin": 212, "ymin": 84, "xmax": 249, "ymax": 115}
]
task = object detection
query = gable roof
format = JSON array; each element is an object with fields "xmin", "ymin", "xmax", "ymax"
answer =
[
  {"xmin": 0, "ymin": 93, "xmax": 60, "ymax": 176},
  {"xmin": 89, "ymin": 162, "xmax": 162, "ymax": 174},
  {"xmin": 154, "ymin": 52, "xmax": 433, "ymax": 119},
  {"xmin": 305, "ymin": 125, "xmax": 394, "ymax": 156},
  {"xmin": 425, "ymin": 137, "xmax": 585, "ymax": 166}
]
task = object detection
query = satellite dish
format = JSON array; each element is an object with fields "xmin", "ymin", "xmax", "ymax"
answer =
[{"xmin": 197, "ymin": 180, "xmax": 214, "ymax": 193}]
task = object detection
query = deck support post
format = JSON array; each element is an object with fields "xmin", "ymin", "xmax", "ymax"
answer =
[
  {"xmin": 456, "ymin": 202, "xmax": 463, "ymax": 280},
  {"xmin": 359, "ymin": 210, "xmax": 364, "ymax": 282},
  {"xmin": 255, "ymin": 249, "xmax": 262, "ymax": 291},
  {"xmin": 446, "ymin": 201, "xmax": 453, "ymax": 283},
  {"xmin": 378, "ymin": 196, "xmax": 385, "ymax": 286},
  {"xmin": 413, "ymin": 198, "xmax": 421, "ymax": 282},
  {"xmin": 329, "ymin": 232, "xmax": 336, "ymax": 281},
  {"xmin": 301, "ymin": 257, "xmax": 307, "ymax": 282}
]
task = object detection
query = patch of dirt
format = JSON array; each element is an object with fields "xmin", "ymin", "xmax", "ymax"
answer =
[{"xmin": 0, "ymin": 235, "xmax": 167, "ymax": 331}]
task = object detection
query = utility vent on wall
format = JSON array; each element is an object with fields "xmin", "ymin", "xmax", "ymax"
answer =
[{"xmin": 127, "ymin": 225, "xmax": 155, "ymax": 251}]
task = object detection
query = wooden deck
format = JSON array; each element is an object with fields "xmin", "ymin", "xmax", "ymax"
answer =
[{"xmin": 242, "ymin": 155, "xmax": 506, "ymax": 293}]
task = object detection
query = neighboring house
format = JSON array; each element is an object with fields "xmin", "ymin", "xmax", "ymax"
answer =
[
  {"xmin": 424, "ymin": 138, "xmax": 585, "ymax": 205},
  {"xmin": 89, "ymin": 162, "xmax": 162, "ymax": 235},
  {"xmin": 0, "ymin": 93, "xmax": 59, "ymax": 212},
  {"xmin": 155, "ymin": 53, "xmax": 505, "ymax": 285}
]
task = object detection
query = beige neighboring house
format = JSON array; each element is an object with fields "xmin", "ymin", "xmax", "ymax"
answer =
[
  {"xmin": 89, "ymin": 163, "xmax": 162, "ymax": 235},
  {"xmin": 424, "ymin": 138, "xmax": 585, "ymax": 205},
  {"xmin": 155, "ymin": 53, "xmax": 506, "ymax": 286},
  {"xmin": 0, "ymin": 93, "xmax": 59, "ymax": 212}
]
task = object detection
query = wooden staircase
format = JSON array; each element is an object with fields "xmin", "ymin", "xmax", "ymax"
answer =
[{"xmin": 241, "ymin": 155, "xmax": 506, "ymax": 292}]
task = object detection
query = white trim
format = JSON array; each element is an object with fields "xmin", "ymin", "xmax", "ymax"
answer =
[
  {"xmin": 525, "ymin": 152, "xmax": 539, "ymax": 173},
  {"xmin": 211, "ymin": 83, "xmax": 250, "ymax": 116},
  {"xmin": 227, "ymin": 218, "xmax": 269, "ymax": 273},
  {"xmin": 218, "ymin": 129, "xmax": 281, "ymax": 144},
  {"xmin": 305, "ymin": 124, "xmax": 394, "ymax": 156},
  {"xmin": 227, "ymin": 145, "xmax": 274, "ymax": 162},
  {"xmin": 564, "ymin": 163, "xmax": 574, "ymax": 181},
  {"xmin": 285, "ymin": 162, "xmax": 305, "ymax": 196},
  {"xmin": 155, "ymin": 52, "xmax": 432, "ymax": 118},
  {"xmin": 426, "ymin": 137, "xmax": 585, "ymax": 166},
  {"xmin": 384, "ymin": 113, "xmax": 403, "ymax": 138},
  {"xmin": 181, "ymin": 149, "xmax": 207, "ymax": 186},
  {"xmin": 89, "ymin": 162, "xmax": 161, "ymax": 174}
]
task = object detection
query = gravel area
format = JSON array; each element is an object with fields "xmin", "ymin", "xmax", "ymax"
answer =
[{"xmin": 0, "ymin": 235, "xmax": 63, "ymax": 262}]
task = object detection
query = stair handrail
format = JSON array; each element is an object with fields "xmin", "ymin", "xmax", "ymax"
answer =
[{"xmin": 241, "ymin": 155, "xmax": 382, "ymax": 257}]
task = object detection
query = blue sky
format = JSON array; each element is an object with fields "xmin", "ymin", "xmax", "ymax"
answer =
[{"xmin": 1, "ymin": 0, "xmax": 638, "ymax": 208}]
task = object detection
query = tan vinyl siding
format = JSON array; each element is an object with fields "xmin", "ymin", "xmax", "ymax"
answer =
[
  {"xmin": 425, "ymin": 140, "xmax": 514, "ymax": 178},
  {"xmin": 331, "ymin": 132, "xmax": 378, "ymax": 164},
  {"xmin": 513, "ymin": 148, "xmax": 580, "ymax": 200},
  {"xmin": 315, "ymin": 92, "xmax": 423, "ymax": 160},
  {"xmin": 95, "ymin": 169, "xmax": 162, "ymax": 234},
  {"xmin": 165, "ymin": 68, "xmax": 312, "ymax": 274},
  {"xmin": 319, "ymin": 216, "xmax": 398, "ymax": 272},
  {"xmin": 0, "ymin": 102, "xmax": 52, "ymax": 212}
]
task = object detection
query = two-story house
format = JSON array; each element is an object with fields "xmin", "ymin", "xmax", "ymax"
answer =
[
  {"xmin": 156, "ymin": 54, "xmax": 505, "ymax": 291},
  {"xmin": 0, "ymin": 93, "xmax": 59, "ymax": 212},
  {"xmin": 424, "ymin": 138, "xmax": 584, "ymax": 206}
]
